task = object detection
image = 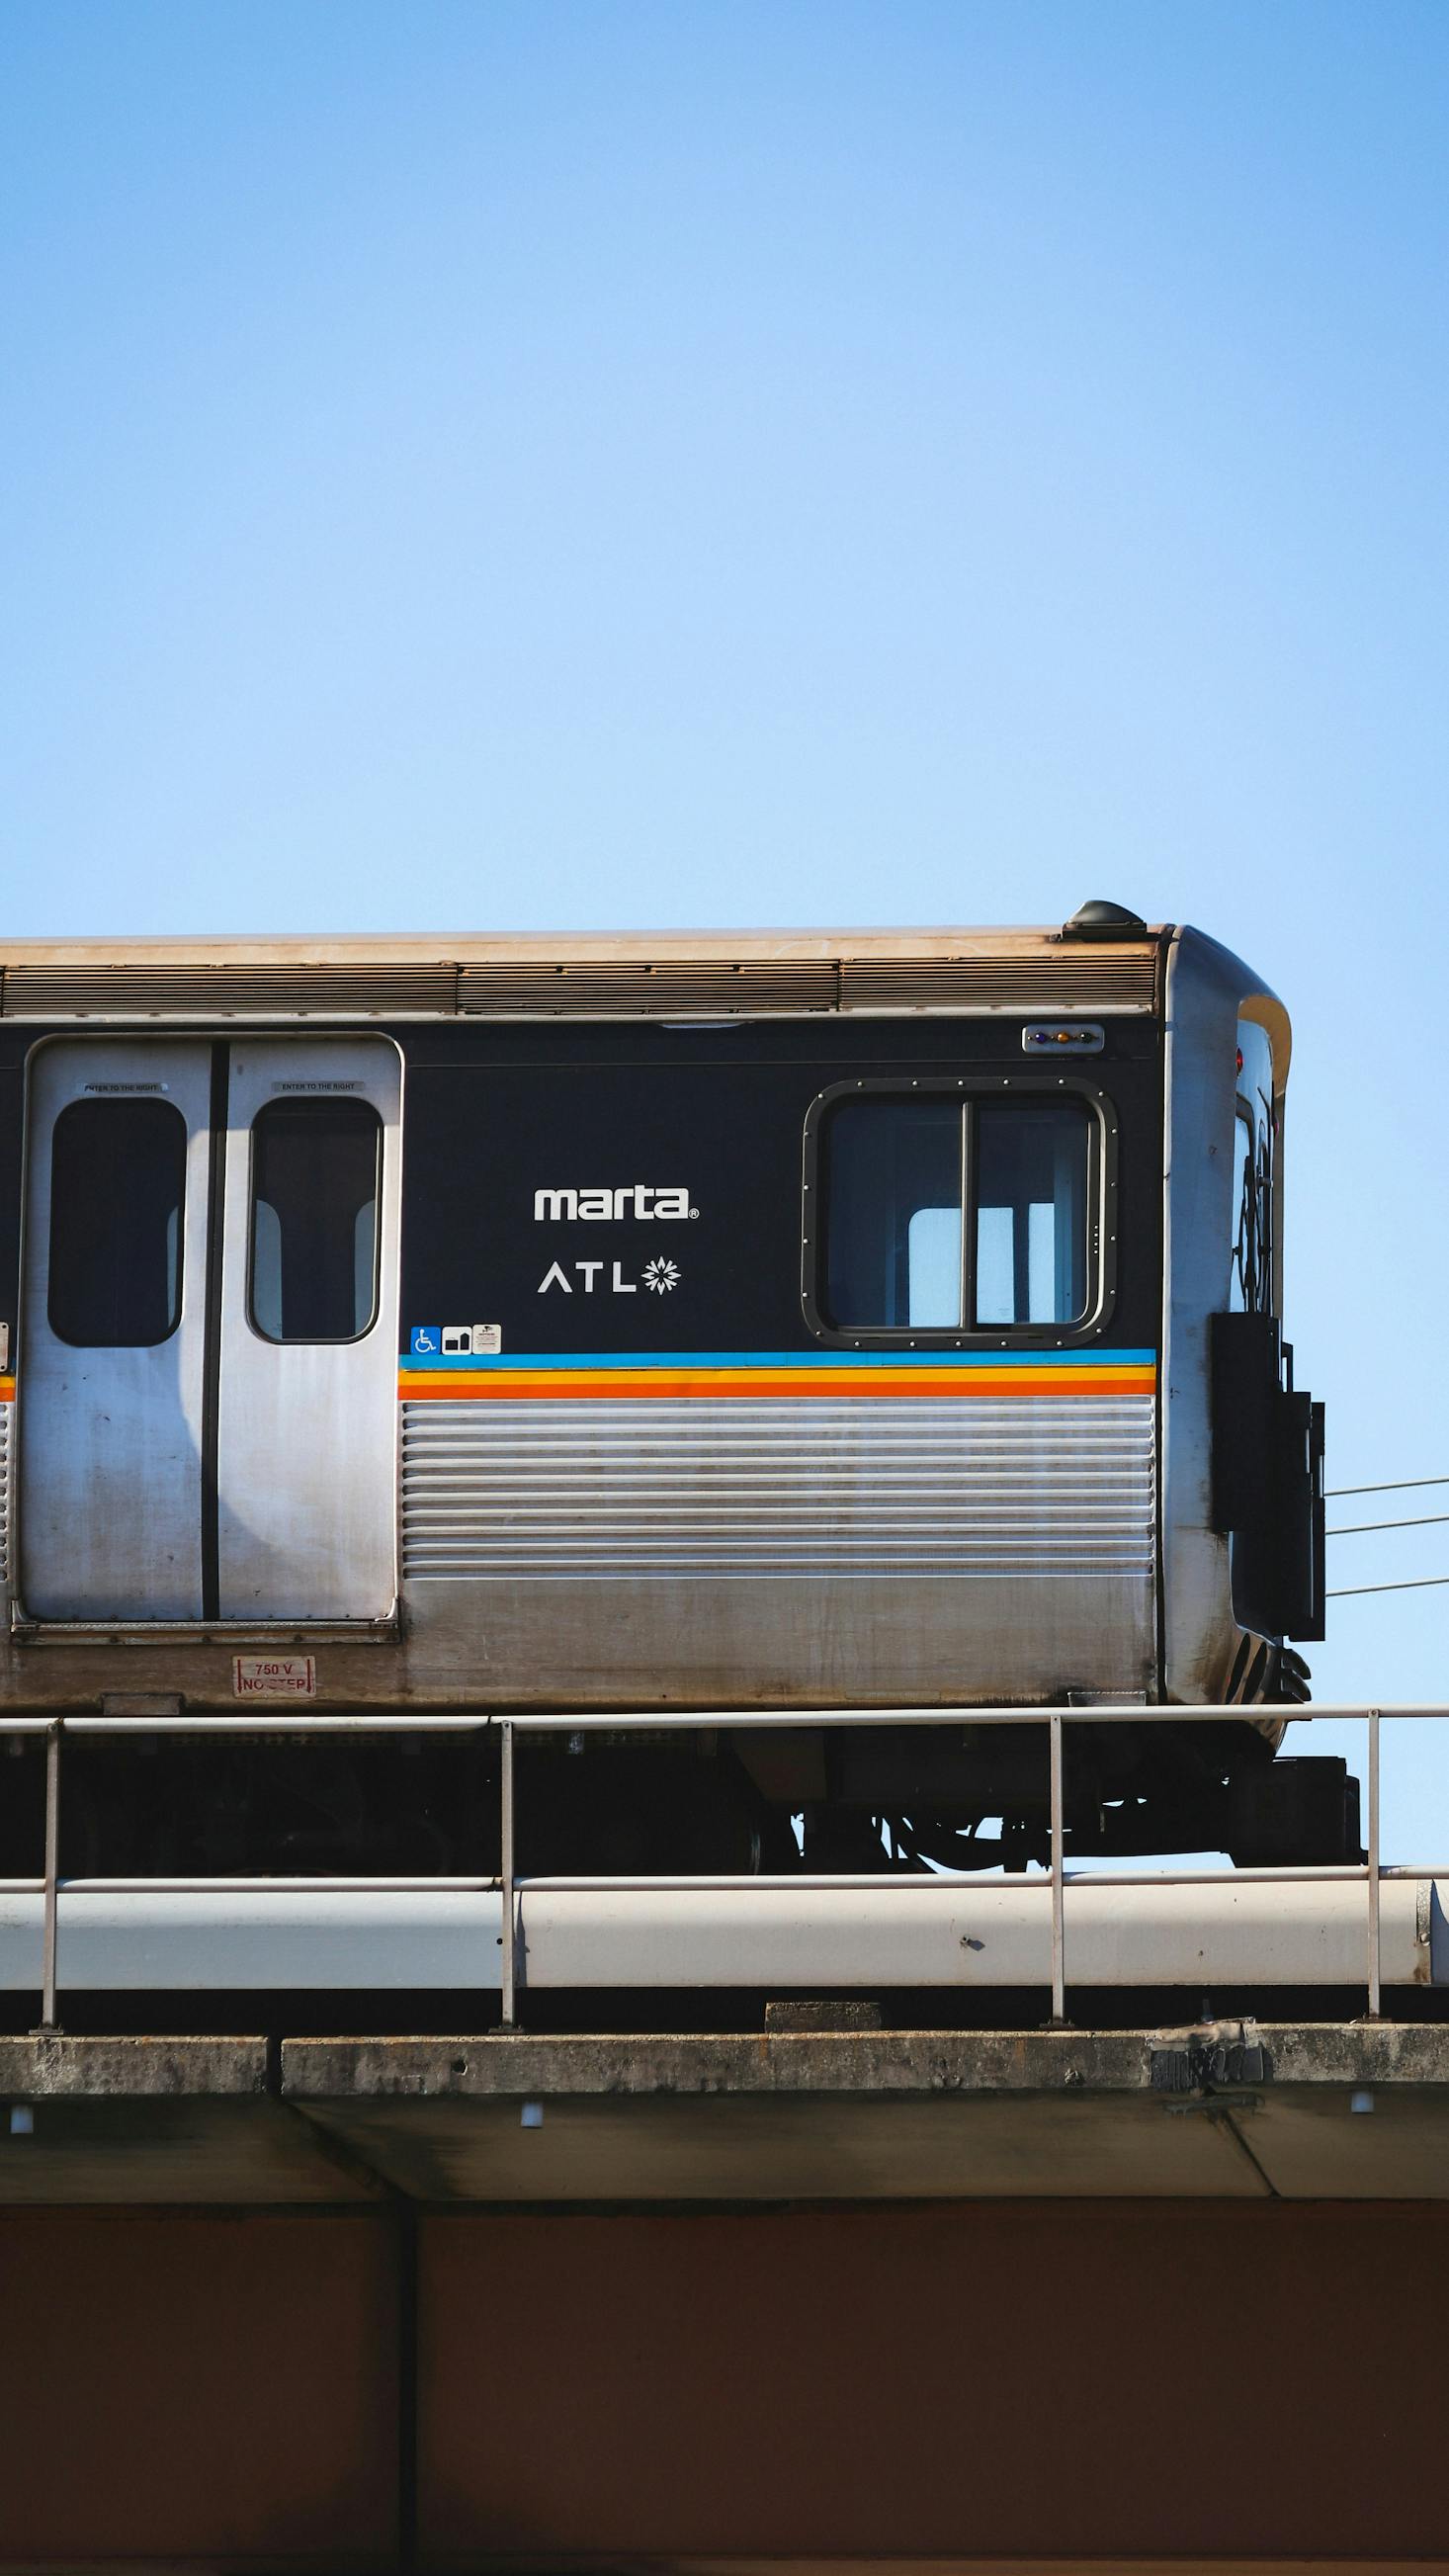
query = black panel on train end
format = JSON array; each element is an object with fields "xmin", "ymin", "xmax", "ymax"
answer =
[{"xmin": 393, "ymin": 1013, "xmax": 1163, "ymax": 1358}]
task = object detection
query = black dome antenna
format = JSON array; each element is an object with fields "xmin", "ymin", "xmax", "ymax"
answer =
[{"xmin": 1062, "ymin": 898, "xmax": 1148, "ymax": 942}]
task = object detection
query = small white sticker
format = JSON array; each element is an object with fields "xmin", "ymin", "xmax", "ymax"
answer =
[
  {"xmin": 439, "ymin": 1324, "xmax": 501, "ymax": 1355},
  {"xmin": 233, "ymin": 1655, "xmax": 317, "ymax": 1700}
]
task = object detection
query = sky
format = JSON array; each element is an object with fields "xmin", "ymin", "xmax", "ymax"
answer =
[{"xmin": 4, "ymin": 1, "xmax": 1448, "ymax": 1855}]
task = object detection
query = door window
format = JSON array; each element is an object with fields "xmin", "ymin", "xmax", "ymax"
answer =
[
  {"xmin": 47, "ymin": 1094, "xmax": 186, "ymax": 1347},
  {"xmin": 249, "ymin": 1096, "xmax": 382, "ymax": 1343}
]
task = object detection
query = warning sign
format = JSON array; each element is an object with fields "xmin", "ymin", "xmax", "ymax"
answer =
[{"xmin": 232, "ymin": 1655, "xmax": 317, "ymax": 1700}]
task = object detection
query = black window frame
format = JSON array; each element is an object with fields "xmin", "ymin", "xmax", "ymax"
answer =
[
  {"xmin": 245, "ymin": 1092, "xmax": 384, "ymax": 1348},
  {"xmin": 801, "ymin": 1073, "xmax": 1117, "ymax": 1347}
]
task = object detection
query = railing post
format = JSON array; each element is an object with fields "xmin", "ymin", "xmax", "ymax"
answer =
[
  {"xmin": 498, "ymin": 1719, "xmax": 517, "ymax": 2030},
  {"xmin": 1365, "ymin": 1707, "xmax": 1381, "ymax": 2020},
  {"xmin": 37, "ymin": 1720, "xmax": 61, "ymax": 2034},
  {"xmin": 1049, "ymin": 1710, "xmax": 1065, "ymax": 2024}
]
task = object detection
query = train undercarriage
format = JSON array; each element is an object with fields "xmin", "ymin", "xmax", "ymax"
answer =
[{"xmin": 0, "ymin": 1719, "xmax": 1364, "ymax": 1884}]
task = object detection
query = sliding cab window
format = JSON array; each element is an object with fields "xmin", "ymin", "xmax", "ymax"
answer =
[
  {"xmin": 813, "ymin": 1087, "xmax": 1102, "ymax": 1337},
  {"xmin": 249, "ymin": 1096, "xmax": 382, "ymax": 1343},
  {"xmin": 48, "ymin": 1095, "xmax": 187, "ymax": 1347},
  {"xmin": 1230, "ymin": 1018, "xmax": 1275, "ymax": 1317}
]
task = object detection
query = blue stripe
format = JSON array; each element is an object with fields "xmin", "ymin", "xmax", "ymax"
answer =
[{"xmin": 400, "ymin": 1347, "xmax": 1157, "ymax": 1372}]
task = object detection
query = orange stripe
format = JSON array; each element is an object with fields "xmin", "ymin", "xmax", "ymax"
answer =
[{"xmin": 0, "ymin": 1376, "xmax": 12, "ymax": 1403}]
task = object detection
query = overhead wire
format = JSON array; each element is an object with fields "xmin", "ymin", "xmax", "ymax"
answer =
[
  {"xmin": 1327, "ymin": 1513, "xmax": 1449, "ymax": 1536},
  {"xmin": 1323, "ymin": 1484, "xmax": 1449, "ymax": 1590},
  {"xmin": 1326, "ymin": 1475, "xmax": 1449, "ymax": 1498},
  {"xmin": 1327, "ymin": 1575, "xmax": 1449, "ymax": 1598}
]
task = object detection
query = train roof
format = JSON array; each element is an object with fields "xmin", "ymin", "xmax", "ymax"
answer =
[{"xmin": 0, "ymin": 910, "xmax": 1174, "ymax": 1019}]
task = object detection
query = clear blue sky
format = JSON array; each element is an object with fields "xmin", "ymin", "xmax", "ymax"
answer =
[{"xmin": 5, "ymin": 1, "xmax": 1448, "ymax": 1848}]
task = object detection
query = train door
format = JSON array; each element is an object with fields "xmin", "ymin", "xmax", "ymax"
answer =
[{"xmin": 18, "ymin": 1035, "xmax": 401, "ymax": 1622}]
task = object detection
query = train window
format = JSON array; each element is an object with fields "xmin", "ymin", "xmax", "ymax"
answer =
[
  {"xmin": 249, "ymin": 1097, "xmax": 382, "ymax": 1343},
  {"xmin": 974, "ymin": 1101, "xmax": 1090, "ymax": 1327},
  {"xmin": 47, "ymin": 1096, "xmax": 186, "ymax": 1347},
  {"xmin": 822, "ymin": 1097, "xmax": 964, "ymax": 1328},
  {"xmin": 817, "ymin": 1091, "xmax": 1096, "ymax": 1335},
  {"xmin": 1230, "ymin": 1102, "xmax": 1275, "ymax": 1314},
  {"xmin": 1232, "ymin": 1019, "xmax": 1275, "ymax": 1316},
  {"xmin": 1229, "ymin": 1110, "xmax": 1255, "ymax": 1313}
]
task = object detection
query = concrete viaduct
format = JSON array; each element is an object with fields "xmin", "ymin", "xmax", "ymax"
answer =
[{"xmin": 1, "ymin": 2017, "xmax": 1444, "ymax": 2570}]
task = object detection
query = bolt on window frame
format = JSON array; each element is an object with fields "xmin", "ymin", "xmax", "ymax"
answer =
[{"xmin": 800, "ymin": 1073, "xmax": 1117, "ymax": 1347}]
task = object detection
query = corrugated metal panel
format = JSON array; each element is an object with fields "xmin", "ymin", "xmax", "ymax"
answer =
[
  {"xmin": 0, "ymin": 945, "xmax": 1159, "ymax": 1019},
  {"xmin": 841, "ymin": 951, "xmax": 1158, "ymax": 1010},
  {"xmin": 458, "ymin": 950, "xmax": 1158, "ymax": 1015},
  {"xmin": 457, "ymin": 960, "xmax": 842, "ymax": 1014},
  {"xmin": 400, "ymin": 1396, "xmax": 1156, "ymax": 1580},
  {"xmin": 0, "ymin": 1403, "xmax": 9, "ymax": 1584},
  {"xmin": 0, "ymin": 964, "xmax": 460, "ymax": 1016}
]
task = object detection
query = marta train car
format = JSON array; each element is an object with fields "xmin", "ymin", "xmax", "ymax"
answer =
[{"xmin": 0, "ymin": 902, "xmax": 1344, "ymax": 1880}]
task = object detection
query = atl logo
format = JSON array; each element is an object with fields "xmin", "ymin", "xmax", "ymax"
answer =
[{"xmin": 537, "ymin": 1255, "xmax": 682, "ymax": 1296}]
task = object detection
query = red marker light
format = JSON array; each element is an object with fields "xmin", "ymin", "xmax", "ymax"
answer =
[{"xmin": 1236, "ymin": 1047, "xmax": 1243, "ymax": 1073}]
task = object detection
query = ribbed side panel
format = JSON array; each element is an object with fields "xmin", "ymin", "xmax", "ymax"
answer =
[
  {"xmin": 842, "ymin": 952, "xmax": 1157, "ymax": 1010},
  {"xmin": 0, "ymin": 948, "xmax": 1158, "ymax": 1019},
  {"xmin": 400, "ymin": 1397, "xmax": 1156, "ymax": 1581},
  {"xmin": 0, "ymin": 1404, "xmax": 9, "ymax": 1584},
  {"xmin": 458, "ymin": 951, "xmax": 1159, "ymax": 1015},
  {"xmin": 457, "ymin": 961, "xmax": 842, "ymax": 1014},
  {"xmin": 0, "ymin": 964, "xmax": 460, "ymax": 1016}
]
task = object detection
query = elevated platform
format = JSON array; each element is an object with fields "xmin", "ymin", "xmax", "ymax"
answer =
[{"xmin": 5, "ymin": 2021, "xmax": 1449, "ymax": 2203}]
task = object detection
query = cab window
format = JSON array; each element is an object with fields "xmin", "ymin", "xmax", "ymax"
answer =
[
  {"xmin": 816, "ymin": 1089, "xmax": 1098, "ymax": 1336},
  {"xmin": 1231, "ymin": 1020, "xmax": 1275, "ymax": 1316}
]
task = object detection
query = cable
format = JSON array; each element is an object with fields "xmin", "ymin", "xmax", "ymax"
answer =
[
  {"xmin": 1326, "ymin": 1475, "xmax": 1449, "ymax": 1498},
  {"xmin": 1327, "ymin": 1512, "xmax": 1449, "ymax": 1536},
  {"xmin": 1326, "ymin": 1575, "xmax": 1449, "ymax": 1598}
]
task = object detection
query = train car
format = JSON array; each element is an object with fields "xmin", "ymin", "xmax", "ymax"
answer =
[{"xmin": 0, "ymin": 902, "xmax": 1344, "ymax": 1882}]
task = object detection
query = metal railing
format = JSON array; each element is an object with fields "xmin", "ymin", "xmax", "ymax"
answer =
[{"xmin": 3, "ymin": 1701, "xmax": 1439, "ymax": 2031}]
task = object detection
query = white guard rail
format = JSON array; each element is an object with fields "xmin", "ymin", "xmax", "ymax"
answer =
[{"xmin": 0, "ymin": 1706, "xmax": 1442, "ymax": 2024}]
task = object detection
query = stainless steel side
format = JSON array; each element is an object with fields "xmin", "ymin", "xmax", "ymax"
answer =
[
  {"xmin": 17, "ymin": 1041, "xmax": 213, "ymax": 1620},
  {"xmin": 216, "ymin": 1037, "xmax": 402, "ymax": 1619},
  {"xmin": 1160, "ymin": 929, "xmax": 1294, "ymax": 1701},
  {"xmin": 400, "ymin": 1390, "xmax": 1157, "ymax": 1703}
]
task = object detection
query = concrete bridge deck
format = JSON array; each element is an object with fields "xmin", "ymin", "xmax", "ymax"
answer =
[{"xmin": 5, "ymin": 2018, "xmax": 1449, "ymax": 2203}]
